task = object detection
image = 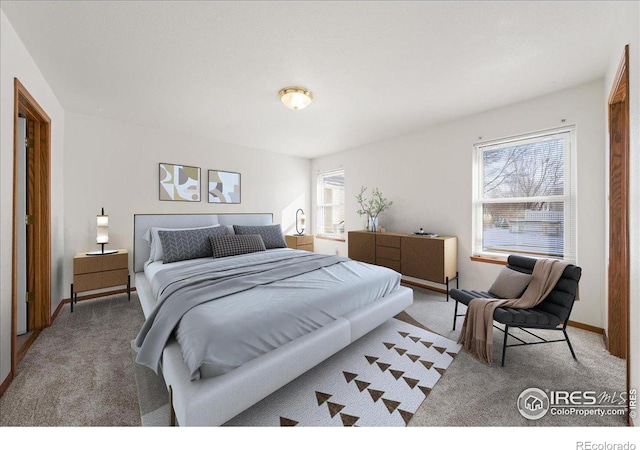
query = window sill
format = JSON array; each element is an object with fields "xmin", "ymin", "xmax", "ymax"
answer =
[
  {"xmin": 315, "ymin": 235, "xmax": 346, "ymax": 242},
  {"xmin": 470, "ymin": 255, "xmax": 508, "ymax": 265}
]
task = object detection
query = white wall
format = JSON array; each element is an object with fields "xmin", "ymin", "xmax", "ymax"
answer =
[
  {"xmin": 0, "ymin": 10, "xmax": 65, "ymax": 384},
  {"xmin": 603, "ymin": 1, "xmax": 640, "ymax": 425},
  {"xmin": 312, "ymin": 80, "xmax": 605, "ymax": 328},
  {"xmin": 63, "ymin": 112, "xmax": 310, "ymax": 291}
]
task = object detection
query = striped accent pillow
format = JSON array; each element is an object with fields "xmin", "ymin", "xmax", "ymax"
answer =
[
  {"xmin": 209, "ymin": 234, "xmax": 266, "ymax": 259},
  {"xmin": 232, "ymin": 224, "xmax": 287, "ymax": 249},
  {"xmin": 158, "ymin": 226, "xmax": 228, "ymax": 264}
]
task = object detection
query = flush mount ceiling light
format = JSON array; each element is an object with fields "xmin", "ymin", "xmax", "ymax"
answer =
[{"xmin": 278, "ymin": 87, "xmax": 313, "ymax": 110}]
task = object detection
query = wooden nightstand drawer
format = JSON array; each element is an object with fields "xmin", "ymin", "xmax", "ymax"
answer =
[
  {"xmin": 74, "ymin": 256, "xmax": 104, "ymax": 275},
  {"xmin": 296, "ymin": 235, "xmax": 314, "ymax": 246},
  {"xmin": 73, "ymin": 269, "xmax": 128, "ymax": 292},
  {"xmin": 102, "ymin": 268, "xmax": 129, "ymax": 288},
  {"xmin": 285, "ymin": 235, "xmax": 314, "ymax": 252},
  {"xmin": 103, "ymin": 253, "xmax": 128, "ymax": 271},
  {"xmin": 74, "ymin": 272, "xmax": 103, "ymax": 292}
]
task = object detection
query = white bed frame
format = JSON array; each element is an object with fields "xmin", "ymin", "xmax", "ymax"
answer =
[{"xmin": 133, "ymin": 213, "xmax": 413, "ymax": 426}]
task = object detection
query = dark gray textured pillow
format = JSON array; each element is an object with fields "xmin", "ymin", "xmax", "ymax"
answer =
[
  {"xmin": 210, "ymin": 234, "xmax": 266, "ymax": 259},
  {"xmin": 488, "ymin": 267, "xmax": 532, "ymax": 298},
  {"xmin": 232, "ymin": 224, "xmax": 286, "ymax": 249},
  {"xmin": 158, "ymin": 226, "xmax": 228, "ymax": 263}
]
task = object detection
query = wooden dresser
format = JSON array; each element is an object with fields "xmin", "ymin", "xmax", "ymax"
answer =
[
  {"xmin": 348, "ymin": 230, "xmax": 458, "ymax": 297},
  {"xmin": 285, "ymin": 235, "xmax": 314, "ymax": 252},
  {"xmin": 70, "ymin": 249, "xmax": 130, "ymax": 312}
]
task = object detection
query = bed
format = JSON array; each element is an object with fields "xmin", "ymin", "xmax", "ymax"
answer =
[{"xmin": 132, "ymin": 213, "xmax": 413, "ymax": 426}]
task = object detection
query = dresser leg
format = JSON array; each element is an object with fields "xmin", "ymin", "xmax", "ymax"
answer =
[
  {"xmin": 446, "ymin": 277, "xmax": 450, "ymax": 302},
  {"xmin": 70, "ymin": 283, "xmax": 74, "ymax": 313},
  {"xmin": 127, "ymin": 274, "xmax": 131, "ymax": 301}
]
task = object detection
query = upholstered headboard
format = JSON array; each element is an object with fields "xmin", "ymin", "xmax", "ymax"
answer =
[{"xmin": 133, "ymin": 213, "xmax": 273, "ymax": 272}]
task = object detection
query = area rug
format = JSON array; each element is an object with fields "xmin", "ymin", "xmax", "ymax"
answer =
[{"xmin": 133, "ymin": 317, "xmax": 461, "ymax": 427}]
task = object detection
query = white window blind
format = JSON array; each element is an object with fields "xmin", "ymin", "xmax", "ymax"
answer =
[
  {"xmin": 317, "ymin": 169, "xmax": 345, "ymax": 238},
  {"xmin": 472, "ymin": 127, "xmax": 577, "ymax": 262}
]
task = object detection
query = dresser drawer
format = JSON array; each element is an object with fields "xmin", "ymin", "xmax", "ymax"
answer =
[
  {"xmin": 297, "ymin": 243, "xmax": 314, "ymax": 252},
  {"xmin": 376, "ymin": 257, "xmax": 401, "ymax": 273},
  {"xmin": 376, "ymin": 234, "xmax": 400, "ymax": 248},
  {"xmin": 376, "ymin": 245, "xmax": 400, "ymax": 261}
]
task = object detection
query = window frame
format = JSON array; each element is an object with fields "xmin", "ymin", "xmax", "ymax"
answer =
[
  {"xmin": 471, "ymin": 126, "xmax": 577, "ymax": 263},
  {"xmin": 316, "ymin": 169, "xmax": 346, "ymax": 240}
]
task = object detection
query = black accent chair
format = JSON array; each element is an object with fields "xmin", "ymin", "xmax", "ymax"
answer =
[{"xmin": 450, "ymin": 255, "xmax": 582, "ymax": 366}]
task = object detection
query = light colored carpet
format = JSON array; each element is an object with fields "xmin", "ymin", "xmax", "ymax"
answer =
[
  {"xmin": 134, "ymin": 318, "xmax": 461, "ymax": 426},
  {"xmin": 403, "ymin": 285, "xmax": 627, "ymax": 426},
  {"xmin": 0, "ymin": 286, "xmax": 627, "ymax": 427},
  {"xmin": 0, "ymin": 293, "xmax": 145, "ymax": 426}
]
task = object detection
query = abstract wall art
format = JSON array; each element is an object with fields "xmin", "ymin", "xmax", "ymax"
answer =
[
  {"xmin": 208, "ymin": 170, "xmax": 241, "ymax": 204},
  {"xmin": 159, "ymin": 163, "xmax": 201, "ymax": 202}
]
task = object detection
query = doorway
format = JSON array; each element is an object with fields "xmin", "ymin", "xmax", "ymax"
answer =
[
  {"xmin": 606, "ymin": 46, "xmax": 630, "ymax": 422},
  {"xmin": 11, "ymin": 78, "xmax": 51, "ymax": 375}
]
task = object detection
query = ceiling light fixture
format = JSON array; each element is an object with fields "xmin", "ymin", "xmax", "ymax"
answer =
[{"xmin": 278, "ymin": 86, "xmax": 313, "ymax": 110}]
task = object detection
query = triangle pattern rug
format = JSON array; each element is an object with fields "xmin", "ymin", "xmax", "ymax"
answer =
[{"xmin": 133, "ymin": 317, "xmax": 461, "ymax": 427}]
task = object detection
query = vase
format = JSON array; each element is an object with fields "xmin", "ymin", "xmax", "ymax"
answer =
[{"xmin": 368, "ymin": 216, "xmax": 379, "ymax": 233}]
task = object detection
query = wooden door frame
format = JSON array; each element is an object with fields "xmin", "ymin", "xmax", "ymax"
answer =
[
  {"xmin": 606, "ymin": 46, "xmax": 630, "ymax": 422},
  {"xmin": 11, "ymin": 78, "xmax": 51, "ymax": 377}
]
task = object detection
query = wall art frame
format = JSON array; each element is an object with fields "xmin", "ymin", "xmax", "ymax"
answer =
[
  {"xmin": 159, "ymin": 162, "xmax": 201, "ymax": 202},
  {"xmin": 208, "ymin": 169, "xmax": 241, "ymax": 204}
]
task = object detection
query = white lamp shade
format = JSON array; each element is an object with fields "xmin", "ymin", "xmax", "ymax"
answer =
[
  {"xmin": 97, "ymin": 215, "xmax": 109, "ymax": 227},
  {"xmin": 97, "ymin": 215, "xmax": 109, "ymax": 244}
]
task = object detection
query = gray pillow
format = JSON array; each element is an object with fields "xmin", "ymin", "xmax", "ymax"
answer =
[
  {"xmin": 232, "ymin": 224, "xmax": 286, "ymax": 249},
  {"xmin": 488, "ymin": 267, "xmax": 532, "ymax": 298},
  {"xmin": 158, "ymin": 226, "xmax": 228, "ymax": 264},
  {"xmin": 210, "ymin": 234, "xmax": 266, "ymax": 259}
]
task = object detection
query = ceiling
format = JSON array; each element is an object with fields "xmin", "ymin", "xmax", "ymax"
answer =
[{"xmin": 1, "ymin": 1, "xmax": 630, "ymax": 158}]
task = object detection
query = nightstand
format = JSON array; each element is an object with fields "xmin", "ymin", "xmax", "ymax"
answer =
[
  {"xmin": 285, "ymin": 235, "xmax": 314, "ymax": 252},
  {"xmin": 70, "ymin": 249, "xmax": 130, "ymax": 312}
]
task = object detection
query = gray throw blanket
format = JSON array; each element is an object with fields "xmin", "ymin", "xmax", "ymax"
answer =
[
  {"xmin": 457, "ymin": 258, "xmax": 570, "ymax": 365},
  {"xmin": 135, "ymin": 252, "xmax": 349, "ymax": 373}
]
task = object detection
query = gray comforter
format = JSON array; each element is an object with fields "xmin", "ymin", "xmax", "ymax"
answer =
[{"xmin": 134, "ymin": 251, "xmax": 349, "ymax": 375}]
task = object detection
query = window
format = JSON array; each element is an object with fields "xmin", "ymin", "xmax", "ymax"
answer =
[
  {"xmin": 317, "ymin": 169, "xmax": 345, "ymax": 238},
  {"xmin": 472, "ymin": 127, "xmax": 576, "ymax": 262}
]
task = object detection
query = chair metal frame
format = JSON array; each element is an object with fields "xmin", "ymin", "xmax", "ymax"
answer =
[
  {"xmin": 494, "ymin": 314, "xmax": 577, "ymax": 367},
  {"xmin": 452, "ymin": 256, "xmax": 580, "ymax": 367}
]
